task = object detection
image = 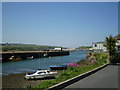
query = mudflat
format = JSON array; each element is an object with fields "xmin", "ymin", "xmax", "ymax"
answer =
[{"xmin": 2, "ymin": 73, "xmax": 54, "ymax": 88}]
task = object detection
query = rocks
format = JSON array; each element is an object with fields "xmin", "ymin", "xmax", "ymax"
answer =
[{"xmin": 86, "ymin": 52, "xmax": 92, "ymax": 58}]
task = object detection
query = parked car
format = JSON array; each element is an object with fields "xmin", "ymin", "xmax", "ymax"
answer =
[{"xmin": 24, "ymin": 69, "xmax": 57, "ymax": 79}]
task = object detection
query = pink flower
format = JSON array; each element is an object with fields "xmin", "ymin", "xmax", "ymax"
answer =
[
  {"xmin": 90, "ymin": 59, "xmax": 96, "ymax": 64},
  {"xmin": 67, "ymin": 63, "xmax": 80, "ymax": 67}
]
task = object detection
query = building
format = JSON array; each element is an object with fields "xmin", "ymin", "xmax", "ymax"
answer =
[
  {"xmin": 54, "ymin": 48, "xmax": 62, "ymax": 51},
  {"xmin": 114, "ymin": 34, "xmax": 120, "ymax": 52},
  {"xmin": 92, "ymin": 34, "xmax": 120, "ymax": 53},
  {"xmin": 92, "ymin": 42, "xmax": 106, "ymax": 52}
]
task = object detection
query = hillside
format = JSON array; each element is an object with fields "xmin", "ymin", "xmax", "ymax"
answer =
[
  {"xmin": 76, "ymin": 46, "xmax": 92, "ymax": 50},
  {"xmin": 1, "ymin": 43, "xmax": 67, "ymax": 51}
]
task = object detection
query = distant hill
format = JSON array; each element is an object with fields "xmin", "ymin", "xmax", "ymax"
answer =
[
  {"xmin": 76, "ymin": 46, "xmax": 92, "ymax": 50},
  {"xmin": 1, "ymin": 43, "xmax": 67, "ymax": 51}
]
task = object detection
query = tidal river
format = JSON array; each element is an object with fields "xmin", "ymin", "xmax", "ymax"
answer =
[{"xmin": 2, "ymin": 50, "xmax": 89, "ymax": 75}]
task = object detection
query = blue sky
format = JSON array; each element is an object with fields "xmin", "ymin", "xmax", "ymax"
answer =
[{"xmin": 2, "ymin": 2, "xmax": 118, "ymax": 48}]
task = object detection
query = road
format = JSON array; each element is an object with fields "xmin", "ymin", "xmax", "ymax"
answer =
[{"xmin": 63, "ymin": 64, "xmax": 119, "ymax": 89}]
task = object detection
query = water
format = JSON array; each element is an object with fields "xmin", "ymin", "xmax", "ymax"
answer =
[{"xmin": 2, "ymin": 51, "xmax": 89, "ymax": 75}]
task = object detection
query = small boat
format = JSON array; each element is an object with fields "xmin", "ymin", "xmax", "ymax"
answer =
[
  {"xmin": 43, "ymin": 53, "xmax": 47, "ymax": 57},
  {"xmin": 0, "ymin": 57, "xmax": 2, "ymax": 60},
  {"xmin": 24, "ymin": 69, "xmax": 57, "ymax": 79},
  {"xmin": 50, "ymin": 64, "xmax": 67, "ymax": 70},
  {"xmin": 27, "ymin": 56, "xmax": 33, "ymax": 59},
  {"xmin": 15, "ymin": 57, "xmax": 21, "ymax": 60},
  {"xmin": 9, "ymin": 56, "xmax": 22, "ymax": 61}
]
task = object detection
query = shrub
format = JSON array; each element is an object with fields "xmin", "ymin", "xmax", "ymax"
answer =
[{"xmin": 90, "ymin": 59, "xmax": 97, "ymax": 64}]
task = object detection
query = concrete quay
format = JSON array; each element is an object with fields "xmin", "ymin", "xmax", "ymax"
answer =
[{"xmin": 1, "ymin": 51, "xmax": 70, "ymax": 62}]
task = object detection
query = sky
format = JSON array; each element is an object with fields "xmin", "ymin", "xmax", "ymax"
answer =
[{"xmin": 2, "ymin": 2, "xmax": 118, "ymax": 48}]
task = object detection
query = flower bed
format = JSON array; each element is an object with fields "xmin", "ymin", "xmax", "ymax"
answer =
[
  {"xmin": 67, "ymin": 63, "xmax": 80, "ymax": 67},
  {"xmin": 34, "ymin": 53, "xmax": 108, "ymax": 89}
]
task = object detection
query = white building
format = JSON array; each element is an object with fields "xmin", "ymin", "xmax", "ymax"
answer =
[
  {"xmin": 54, "ymin": 48, "xmax": 62, "ymax": 51},
  {"xmin": 114, "ymin": 34, "xmax": 120, "ymax": 52},
  {"xmin": 92, "ymin": 42, "xmax": 107, "ymax": 52},
  {"xmin": 92, "ymin": 34, "xmax": 120, "ymax": 53}
]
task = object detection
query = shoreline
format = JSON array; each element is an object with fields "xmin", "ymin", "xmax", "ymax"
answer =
[
  {"xmin": 2, "ymin": 72, "xmax": 46, "ymax": 88},
  {"xmin": 2, "ymin": 69, "xmax": 64, "ymax": 88},
  {"xmin": 2, "ymin": 58, "xmax": 87, "ymax": 76},
  {"xmin": 2, "ymin": 58, "xmax": 87, "ymax": 88}
]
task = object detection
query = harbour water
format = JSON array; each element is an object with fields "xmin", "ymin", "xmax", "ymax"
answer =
[{"xmin": 2, "ymin": 50, "xmax": 89, "ymax": 75}]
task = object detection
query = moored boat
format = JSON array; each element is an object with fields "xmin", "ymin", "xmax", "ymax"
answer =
[
  {"xmin": 9, "ymin": 56, "xmax": 22, "ymax": 61},
  {"xmin": 27, "ymin": 56, "xmax": 33, "ymax": 59},
  {"xmin": 0, "ymin": 57, "xmax": 2, "ymax": 60},
  {"xmin": 24, "ymin": 69, "xmax": 57, "ymax": 79},
  {"xmin": 50, "ymin": 64, "xmax": 67, "ymax": 70}
]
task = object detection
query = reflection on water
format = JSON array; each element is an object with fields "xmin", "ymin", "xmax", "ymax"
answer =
[{"xmin": 2, "ymin": 51, "xmax": 89, "ymax": 75}]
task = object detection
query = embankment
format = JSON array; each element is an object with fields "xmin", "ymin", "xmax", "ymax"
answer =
[{"xmin": 2, "ymin": 51, "xmax": 70, "ymax": 62}]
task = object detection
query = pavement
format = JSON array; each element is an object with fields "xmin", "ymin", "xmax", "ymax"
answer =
[{"xmin": 63, "ymin": 64, "xmax": 119, "ymax": 89}]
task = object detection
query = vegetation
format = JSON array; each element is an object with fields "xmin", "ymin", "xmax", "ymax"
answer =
[
  {"xmin": 34, "ymin": 53, "xmax": 108, "ymax": 89},
  {"xmin": 76, "ymin": 46, "xmax": 92, "ymax": 49},
  {"xmin": 1, "ymin": 43, "xmax": 67, "ymax": 51},
  {"xmin": 76, "ymin": 46, "xmax": 92, "ymax": 50},
  {"xmin": 105, "ymin": 35, "xmax": 117, "ymax": 63},
  {"xmin": 80, "ymin": 46, "xmax": 92, "ymax": 48}
]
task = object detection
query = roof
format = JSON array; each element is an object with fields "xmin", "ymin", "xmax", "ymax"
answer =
[
  {"xmin": 114, "ymin": 34, "xmax": 120, "ymax": 40},
  {"xmin": 92, "ymin": 42, "xmax": 105, "ymax": 44}
]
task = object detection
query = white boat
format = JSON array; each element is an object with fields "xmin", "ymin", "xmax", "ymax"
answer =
[
  {"xmin": 27, "ymin": 56, "xmax": 33, "ymax": 59},
  {"xmin": 0, "ymin": 57, "xmax": 2, "ymax": 60},
  {"xmin": 24, "ymin": 69, "xmax": 57, "ymax": 79},
  {"xmin": 43, "ymin": 53, "xmax": 47, "ymax": 57},
  {"xmin": 9, "ymin": 56, "xmax": 22, "ymax": 61}
]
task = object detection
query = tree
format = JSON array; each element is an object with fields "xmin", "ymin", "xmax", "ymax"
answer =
[{"xmin": 105, "ymin": 35, "xmax": 117, "ymax": 63}]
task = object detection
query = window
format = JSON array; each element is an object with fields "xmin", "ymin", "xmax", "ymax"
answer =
[
  {"xmin": 38, "ymin": 72, "xmax": 42, "ymax": 74},
  {"xmin": 47, "ymin": 71, "xmax": 50, "ymax": 73},
  {"xmin": 118, "ymin": 46, "xmax": 120, "ymax": 51},
  {"xmin": 38, "ymin": 72, "xmax": 46, "ymax": 74},
  {"xmin": 95, "ymin": 44, "xmax": 97, "ymax": 47}
]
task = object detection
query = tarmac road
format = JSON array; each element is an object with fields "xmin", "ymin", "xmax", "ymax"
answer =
[{"xmin": 64, "ymin": 64, "xmax": 119, "ymax": 89}]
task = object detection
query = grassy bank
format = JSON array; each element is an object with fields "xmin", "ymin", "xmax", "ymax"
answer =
[
  {"xmin": 1, "ymin": 43, "xmax": 66, "ymax": 51},
  {"xmin": 33, "ymin": 52, "xmax": 108, "ymax": 89}
]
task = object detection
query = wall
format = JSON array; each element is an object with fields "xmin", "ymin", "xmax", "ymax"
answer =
[
  {"xmin": 92, "ymin": 42, "xmax": 106, "ymax": 52},
  {"xmin": 2, "ymin": 51, "xmax": 70, "ymax": 62}
]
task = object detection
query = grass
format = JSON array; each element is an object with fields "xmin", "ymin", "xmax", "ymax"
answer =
[
  {"xmin": 1, "ymin": 43, "xmax": 67, "ymax": 51},
  {"xmin": 32, "ymin": 52, "xmax": 108, "ymax": 89}
]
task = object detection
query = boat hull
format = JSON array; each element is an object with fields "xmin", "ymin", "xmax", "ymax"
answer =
[
  {"xmin": 25, "ymin": 70, "xmax": 57, "ymax": 79},
  {"xmin": 50, "ymin": 65, "xmax": 67, "ymax": 70}
]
